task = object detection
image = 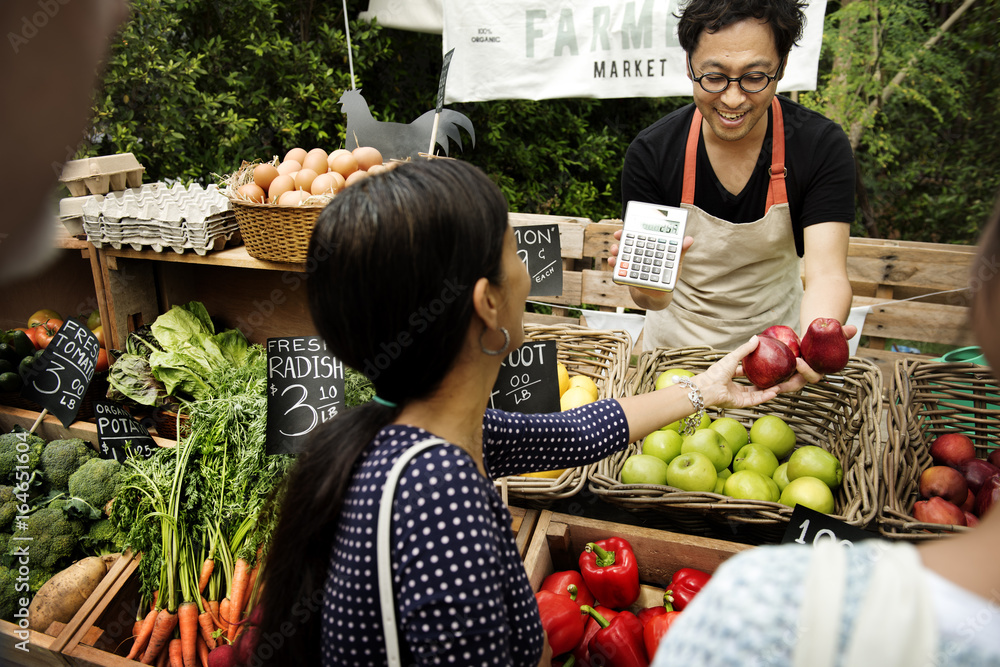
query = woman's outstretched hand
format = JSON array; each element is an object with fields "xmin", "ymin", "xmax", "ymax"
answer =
[{"xmin": 695, "ymin": 336, "xmax": 802, "ymax": 410}]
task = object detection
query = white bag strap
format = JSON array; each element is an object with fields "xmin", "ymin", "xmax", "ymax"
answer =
[{"xmin": 378, "ymin": 437, "xmax": 447, "ymax": 666}]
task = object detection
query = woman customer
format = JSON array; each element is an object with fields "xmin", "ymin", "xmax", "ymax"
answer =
[{"xmin": 254, "ymin": 158, "xmax": 797, "ymax": 666}]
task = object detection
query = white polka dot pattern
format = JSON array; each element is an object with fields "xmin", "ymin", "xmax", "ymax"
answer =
[{"xmin": 320, "ymin": 399, "xmax": 629, "ymax": 665}]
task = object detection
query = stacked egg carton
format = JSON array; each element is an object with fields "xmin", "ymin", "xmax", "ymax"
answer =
[{"xmin": 81, "ymin": 182, "xmax": 242, "ymax": 255}]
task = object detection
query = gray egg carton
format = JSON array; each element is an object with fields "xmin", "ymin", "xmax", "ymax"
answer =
[{"xmin": 81, "ymin": 182, "xmax": 242, "ymax": 256}]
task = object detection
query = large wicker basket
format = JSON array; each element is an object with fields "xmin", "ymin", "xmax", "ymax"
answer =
[
  {"xmin": 879, "ymin": 359, "xmax": 1000, "ymax": 540},
  {"xmin": 495, "ymin": 324, "xmax": 633, "ymax": 509},
  {"xmin": 589, "ymin": 346, "xmax": 883, "ymax": 544},
  {"xmin": 229, "ymin": 199, "xmax": 326, "ymax": 263}
]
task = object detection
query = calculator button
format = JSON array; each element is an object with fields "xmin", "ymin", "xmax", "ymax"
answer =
[
  {"xmin": 635, "ymin": 241, "xmax": 645, "ymax": 249},
  {"xmin": 657, "ymin": 242, "xmax": 666, "ymax": 251},
  {"xmin": 667, "ymin": 252, "xmax": 676, "ymax": 260},
  {"xmin": 645, "ymin": 249, "xmax": 655, "ymax": 257},
  {"xmin": 618, "ymin": 269, "xmax": 628, "ymax": 277},
  {"xmin": 641, "ymin": 272, "xmax": 650, "ymax": 280},
  {"xmin": 655, "ymin": 251, "xmax": 664, "ymax": 259},
  {"xmin": 665, "ymin": 261, "xmax": 675, "ymax": 269},
  {"xmin": 630, "ymin": 270, "xmax": 640, "ymax": 278},
  {"xmin": 620, "ymin": 262, "xmax": 629, "ymax": 269},
  {"xmin": 643, "ymin": 257, "xmax": 652, "ymax": 265}
]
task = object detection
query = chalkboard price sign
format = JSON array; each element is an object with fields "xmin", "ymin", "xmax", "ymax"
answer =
[
  {"xmin": 489, "ymin": 340, "xmax": 560, "ymax": 413},
  {"xmin": 266, "ymin": 336, "xmax": 345, "ymax": 456},
  {"xmin": 94, "ymin": 401, "xmax": 157, "ymax": 461},
  {"xmin": 20, "ymin": 318, "xmax": 100, "ymax": 427},
  {"xmin": 514, "ymin": 224, "xmax": 562, "ymax": 297},
  {"xmin": 781, "ymin": 505, "xmax": 878, "ymax": 547}
]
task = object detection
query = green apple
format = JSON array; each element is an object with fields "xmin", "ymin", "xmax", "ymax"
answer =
[
  {"xmin": 764, "ymin": 476, "xmax": 781, "ymax": 502},
  {"xmin": 772, "ymin": 462, "xmax": 791, "ymax": 492},
  {"xmin": 718, "ymin": 468, "xmax": 732, "ymax": 481},
  {"xmin": 709, "ymin": 417, "xmax": 749, "ymax": 452},
  {"xmin": 620, "ymin": 454, "xmax": 670, "ymax": 486},
  {"xmin": 681, "ymin": 429, "xmax": 733, "ymax": 472},
  {"xmin": 655, "ymin": 367, "xmax": 695, "ymax": 390},
  {"xmin": 779, "ymin": 476, "xmax": 836, "ymax": 514},
  {"xmin": 666, "ymin": 452, "xmax": 718, "ymax": 493},
  {"xmin": 786, "ymin": 445, "xmax": 844, "ymax": 489},
  {"xmin": 723, "ymin": 469, "xmax": 774, "ymax": 501},
  {"xmin": 749, "ymin": 415, "xmax": 797, "ymax": 460},
  {"xmin": 732, "ymin": 444, "xmax": 780, "ymax": 479},
  {"xmin": 642, "ymin": 430, "xmax": 684, "ymax": 464}
]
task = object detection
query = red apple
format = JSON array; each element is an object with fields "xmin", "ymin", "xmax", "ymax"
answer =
[
  {"xmin": 912, "ymin": 496, "xmax": 967, "ymax": 526},
  {"xmin": 975, "ymin": 474, "xmax": 1000, "ymax": 518},
  {"xmin": 743, "ymin": 336, "xmax": 797, "ymax": 389},
  {"xmin": 988, "ymin": 449, "xmax": 1000, "ymax": 469},
  {"xmin": 961, "ymin": 488, "xmax": 976, "ymax": 513},
  {"xmin": 955, "ymin": 458, "xmax": 1000, "ymax": 496},
  {"xmin": 964, "ymin": 511, "xmax": 980, "ymax": 527},
  {"xmin": 919, "ymin": 465, "xmax": 969, "ymax": 505},
  {"xmin": 799, "ymin": 318, "xmax": 849, "ymax": 374},
  {"xmin": 760, "ymin": 325, "xmax": 800, "ymax": 357},
  {"xmin": 928, "ymin": 432, "xmax": 976, "ymax": 467}
]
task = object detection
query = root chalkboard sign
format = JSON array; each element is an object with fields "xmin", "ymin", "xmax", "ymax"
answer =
[
  {"xmin": 489, "ymin": 339, "xmax": 560, "ymax": 413},
  {"xmin": 20, "ymin": 318, "xmax": 100, "ymax": 427},
  {"xmin": 94, "ymin": 401, "xmax": 157, "ymax": 461},
  {"xmin": 266, "ymin": 335, "xmax": 345, "ymax": 455},
  {"xmin": 514, "ymin": 224, "xmax": 562, "ymax": 296}
]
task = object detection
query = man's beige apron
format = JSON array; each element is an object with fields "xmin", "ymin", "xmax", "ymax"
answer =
[{"xmin": 643, "ymin": 97, "xmax": 803, "ymax": 352}]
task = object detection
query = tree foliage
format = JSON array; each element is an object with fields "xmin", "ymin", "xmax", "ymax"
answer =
[{"xmin": 80, "ymin": 0, "xmax": 999, "ymax": 243}]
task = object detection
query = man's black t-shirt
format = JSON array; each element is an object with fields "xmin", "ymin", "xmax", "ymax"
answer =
[{"xmin": 621, "ymin": 96, "xmax": 855, "ymax": 256}]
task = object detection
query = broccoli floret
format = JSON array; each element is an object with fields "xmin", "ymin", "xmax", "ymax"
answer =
[
  {"xmin": 0, "ymin": 486, "xmax": 14, "ymax": 531},
  {"xmin": 0, "ymin": 565, "xmax": 15, "ymax": 622},
  {"xmin": 68, "ymin": 458, "xmax": 122, "ymax": 511},
  {"xmin": 0, "ymin": 432, "xmax": 45, "ymax": 486},
  {"xmin": 82, "ymin": 519, "xmax": 124, "ymax": 555},
  {"xmin": 20, "ymin": 503, "xmax": 87, "ymax": 570},
  {"xmin": 0, "ymin": 532, "xmax": 10, "ymax": 566},
  {"xmin": 40, "ymin": 438, "xmax": 97, "ymax": 491}
]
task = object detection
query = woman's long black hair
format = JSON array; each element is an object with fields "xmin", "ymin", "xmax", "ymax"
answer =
[{"xmin": 253, "ymin": 159, "xmax": 510, "ymax": 665}]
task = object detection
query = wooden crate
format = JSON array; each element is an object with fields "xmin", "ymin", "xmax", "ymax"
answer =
[
  {"xmin": 523, "ymin": 511, "xmax": 751, "ymax": 611},
  {"xmin": 0, "ymin": 405, "xmax": 174, "ymax": 450}
]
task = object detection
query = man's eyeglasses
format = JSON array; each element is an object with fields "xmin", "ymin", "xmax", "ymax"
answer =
[{"xmin": 687, "ymin": 55, "xmax": 785, "ymax": 94}]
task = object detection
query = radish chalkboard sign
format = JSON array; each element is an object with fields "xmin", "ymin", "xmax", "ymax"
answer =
[
  {"xmin": 20, "ymin": 318, "xmax": 100, "ymax": 427},
  {"xmin": 266, "ymin": 335, "xmax": 345, "ymax": 455},
  {"xmin": 489, "ymin": 339, "xmax": 560, "ymax": 413},
  {"xmin": 94, "ymin": 401, "xmax": 157, "ymax": 461},
  {"xmin": 514, "ymin": 224, "xmax": 562, "ymax": 297}
]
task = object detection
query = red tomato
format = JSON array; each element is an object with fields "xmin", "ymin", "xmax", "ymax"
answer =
[
  {"xmin": 95, "ymin": 348, "xmax": 110, "ymax": 373},
  {"xmin": 93, "ymin": 325, "xmax": 106, "ymax": 349},
  {"xmin": 32, "ymin": 319, "xmax": 63, "ymax": 349}
]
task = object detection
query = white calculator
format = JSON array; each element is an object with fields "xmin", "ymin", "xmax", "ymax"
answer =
[{"xmin": 613, "ymin": 201, "xmax": 688, "ymax": 292}]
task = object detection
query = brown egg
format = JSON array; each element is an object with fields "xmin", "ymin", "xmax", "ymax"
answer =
[
  {"xmin": 284, "ymin": 147, "xmax": 307, "ymax": 164},
  {"xmin": 267, "ymin": 174, "xmax": 296, "ymax": 203},
  {"xmin": 352, "ymin": 146, "xmax": 383, "ymax": 171},
  {"xmin": 327, "ymin": 149, "xmax": 352, "ymax": 171},
  {"xmin": 276, "ymin": 159, "xmax": 301, "ymax": 176},
  {"xmin": 278, "ymin": 189, "xmax": 311, "ymax": 206},
  {"xmin": 294, "ymin": 168, "xmax": 319, "ymax": 192},
  {"xmin": 330, "ymin": 152, "xmax": 359, "ymax": 178},
  {"xmin": 302, "ymin": 149, "xmax": 329, "ymax": 174},
  {"xmin": 253, "ymin": 164, "xmax": 279, "ymax": 191},
  {"xmin": 345, "ymin": 169, "xmax": 370, "ymax": 188},
  {"xmin": 310, "ymin": 171, "xmax": 338, "ymax": 195},
  {"xmin": 366, "ymin": 163, "xmax": 388, "ymax": 176},
  {"xmin": 236, "ymin": 182, "xmax": 266, "ymax": 203}
]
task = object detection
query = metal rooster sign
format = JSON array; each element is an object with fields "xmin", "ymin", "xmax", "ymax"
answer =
[{"xmin": 338, "ymin": 89, "xmax": 475, "ymax": 161}]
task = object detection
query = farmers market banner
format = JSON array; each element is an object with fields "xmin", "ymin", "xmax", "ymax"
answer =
[{"xmin": 438, "ymin": 0, "xmax": 827, "ymax": 102}]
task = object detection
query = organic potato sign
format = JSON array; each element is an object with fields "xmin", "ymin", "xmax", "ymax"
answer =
[
  {"xmin": 514, "ymin": 224, "xmax": 562, "ymax": 296},
  {"xmin": 94, "ymin": 401, "xmax": 157, "ymax": 461},
  {"xmin": 266, "ymin": 335, "xmax": 345, "ymax": 456},
  {"xmin": 489, "ymin": 339, "xmax": 560, "ymax": 413},
  {"xmin": 20, "ymin": 318, "xmax": 99, "ymax": 427}
]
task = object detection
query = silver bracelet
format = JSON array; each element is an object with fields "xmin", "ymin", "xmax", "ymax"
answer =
[{"xmin": 673, "ymin": 376, "xmax": 705, "ymax": 435}]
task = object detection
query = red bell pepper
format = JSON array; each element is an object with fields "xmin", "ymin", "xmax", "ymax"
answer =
[
  {"xmin": 572, "ymin": 605, "xmax": 619, "ymax": 667},
  {"xmin": 578, "ymin": 537, "xmax": 641, "ymax": 609},
  {"xmin": 665, "ymin": 567, "xmax": 711, "ymax": 611},
  {"xmin": 535, "ymin": 590, "xmax": 587, "ymax": 656},
  {"xmin": 581, "ymin": 606, "xmax": 648, "ymax": 667},
  {"xmin": 541, "ymin": 570, "xmax": 597, "ymax": 608},
  {"xmin": 643, "ymin": 609, "xmax": 681, "ymax": 660}
]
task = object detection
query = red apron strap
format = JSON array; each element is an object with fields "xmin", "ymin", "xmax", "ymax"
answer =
[
  {"xmin": 766, "ymin": 97, "xmax": 788, "ymax": 210},
  {"xmin": 681, "ymin": 108, "xmax": 702, "ymax": 206}
]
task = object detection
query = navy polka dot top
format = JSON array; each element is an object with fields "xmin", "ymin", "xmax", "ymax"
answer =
[{"xmin": 320, "ymin": 399, "xmax": 630, "ymax": 666}]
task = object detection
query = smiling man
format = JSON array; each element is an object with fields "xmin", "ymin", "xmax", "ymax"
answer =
[{"xmin": 617, "ymin": 0, "xmax": 856, "ymax": 364}]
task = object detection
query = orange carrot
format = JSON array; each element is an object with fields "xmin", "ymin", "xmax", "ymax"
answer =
[
  {"xmin": 177, "ymin": 601, "xmax": 199, "ymax": 667},
  {"xmin": 218, "ymin": 597, "xmax": 231, "ymax": 635},
  {"xmin": 168, "ymin": 637, "xmax": 183, "ymax": 667},
  {"xmin": 127, "ymin": 608, "xmax": 158, "ymax": 661},
  {"xmin": 196, "ymin": 635, "xmax": 210, "ymax": 667},
  {"xmin": 197, "ymin": 610, "xmax": 217, "ymax": 650},
  {"xmin": 141, "ymin": 608, "xmax": 178, "ymax": 665},
  {"xmin": 227, "ymin": 558, "xmax": 251, "ymax": 640},
  {"xmin": 197, "ymin": 558, "xmax": 215, "ymax": 596},
  {"xmin": 204, "ymin": 598, "xmax": 222, "ymax": 629},
  {"xmin": 157, "ymin": 645, "xmax": 169, "ymax": 667},
  {"xmin": 242, "ymin": 561, "xmax": 261, "ymax": 615}
]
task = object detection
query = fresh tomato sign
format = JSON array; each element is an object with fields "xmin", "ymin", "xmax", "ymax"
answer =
[{"xmin": 20, "ymin": 318, "xmax": 100, "ymax": 427}]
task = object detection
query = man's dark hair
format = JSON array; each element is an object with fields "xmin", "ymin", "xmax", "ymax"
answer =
[{"xmin": 677, "ymin": 0, "xmax": 808, "ymax": 59}]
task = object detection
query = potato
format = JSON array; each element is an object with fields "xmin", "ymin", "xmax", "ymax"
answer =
[{"xmin": 28, "ymin": 554, "xmax": 120, "ymax": 632}]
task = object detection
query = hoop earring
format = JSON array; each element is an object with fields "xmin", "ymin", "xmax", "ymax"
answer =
[{"xmin": 480, "ymin": 327, "xmax": 510, "ymax": 356}]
